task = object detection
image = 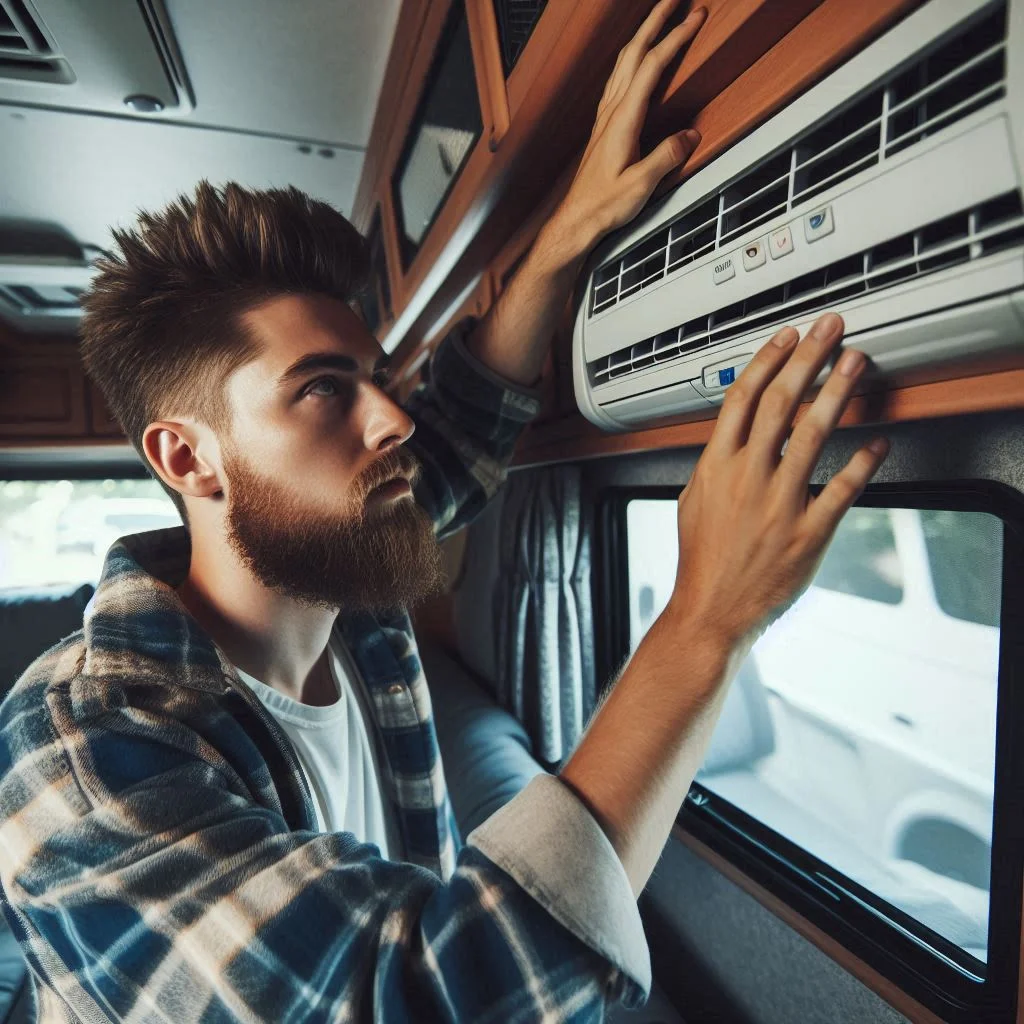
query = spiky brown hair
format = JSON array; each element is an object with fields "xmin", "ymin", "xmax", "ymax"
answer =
[{"xmin": 80, "ymin": 180, "xmax": 370, "ymax": 522}]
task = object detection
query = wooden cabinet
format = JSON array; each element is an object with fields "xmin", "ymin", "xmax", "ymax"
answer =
[
  {"xmin": 359, "ymin": 0, "xmax": 931, "ymax": 425},
  {"xmin": 0, "ymin": 323, "xmax": 125, "ymax": 444},
  {"xmin": 0, "ymin": 357, "xmax": 87, "ymax": 437}
]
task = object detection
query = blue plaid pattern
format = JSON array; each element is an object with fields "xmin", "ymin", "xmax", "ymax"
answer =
[{"xmin": 0, "ymin": 329, "xmax": 646, "ymax": 1021}]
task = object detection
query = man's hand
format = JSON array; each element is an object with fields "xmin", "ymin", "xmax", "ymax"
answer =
[
  {"xmin": 666, "ymin": 313, "xmax": 889, "ymax": 651},
  {"xmin": 469, "ymin": 0, "xmax": 706, "ymax": 384},
  {"xmin": 560, "ymin": 313, "xmax": 889, "ymax": 897},
  {"xmin": 541, "ymin": 0, "xmax": 707, "ymax": 265}
]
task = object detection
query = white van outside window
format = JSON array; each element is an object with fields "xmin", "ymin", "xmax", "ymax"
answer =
[{"xmin": 626, "ymin": 498, "xmax": 1002, "ymax": 965}]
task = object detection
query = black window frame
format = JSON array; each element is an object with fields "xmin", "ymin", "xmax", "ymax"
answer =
[
  {"xmin": 390, "ymin": 0, "xmax": 483, "ymax": 271},
  {"xmin": 598, "ymin": 479, "xmax": 1024, "ymax": 1021}
]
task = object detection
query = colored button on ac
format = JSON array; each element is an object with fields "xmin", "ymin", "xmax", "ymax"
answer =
[
  {"xmin": 769, "ymin": 225, "xmax": 793, "ymax": 259},
  {"xmin": 701, "ymin": 355, "xmax": 751, "ymax": 391},
  {"xmin": 742, "ymin": 239, "xmax": 766, "ymax": 270},
  {"xmin": 804, "ymin": 205, "xmax": 835, "ymax": 242}
]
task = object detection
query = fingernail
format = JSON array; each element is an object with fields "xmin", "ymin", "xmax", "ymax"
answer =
[
  {"xmin": 684, "ymin": 129, "xmax": 701, "ymax": 145},
  {"xmin": 837, "ymin": 349, "xmax": 864, "ymax": 377},
  {"xmin": 811, "ymin": 312, "xmax": 842, "ymax": 340},
  {"xmin": 771, "ymin": 326, "xmax": 798, "ymax": 348},
  {"xmin": 868, "ymin": 437, "xmax": 889, "ymax": 455}
]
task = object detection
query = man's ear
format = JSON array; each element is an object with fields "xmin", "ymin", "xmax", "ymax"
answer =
[{"xmin": 142, "ymin": 420, "xmax": 225, "ymax": 502}]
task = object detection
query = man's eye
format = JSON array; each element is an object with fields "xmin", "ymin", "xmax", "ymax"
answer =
[
  {"xmin": 305, "ymin": 376, "xmax": 341, "ymax": 398},
  {"xmin": 372, "ymin": 370, "xmax": 391, "ymax": 389}
]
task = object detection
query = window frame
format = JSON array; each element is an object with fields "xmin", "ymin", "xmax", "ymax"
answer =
[
  {"xmin": 390, "ymin": 0, "xmax": 484, "ymax": 271},
  {"xmin": 598, "ymin": 479, "xmax": 1024, "ymax": 1021}
]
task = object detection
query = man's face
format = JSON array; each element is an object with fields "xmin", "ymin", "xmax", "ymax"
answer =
[{"xmin": 217, "ymin": 293, "xmax": 443, "ymax": 612}]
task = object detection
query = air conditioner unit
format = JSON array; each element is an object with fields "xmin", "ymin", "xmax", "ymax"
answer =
[
  {"xmin": 573, "ymin": 0, "xmax": 1024, "ymax": 431},
  {"xmin": 0, "ymin": 0, "xmax": 193, "ymax": 115}
]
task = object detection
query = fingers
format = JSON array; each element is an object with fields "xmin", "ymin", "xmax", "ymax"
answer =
[
  {"xmin": 805, "ymin": 438, "xmax": 890, "ymax": 540},
  {"xmin": 746, "ymin": 313, "xmax": 846, "ymax": 461},
  {"xmin": 776, "ymin": 347, "xmax": 867, "ymax": 491},
  {"xmin": 706, "ymin": 325, "xmax": 799, "ymax": 454},
  {"xmin": 625, "ymin": 128, "xmax": 701, "ymax": 194},
  {"xmin": 608, "ymin": 11, "xmax": 707, "ymax": 143},
  {"xmin": 606, "ymin": 0, "xmax": 685, "ymax": 112}
]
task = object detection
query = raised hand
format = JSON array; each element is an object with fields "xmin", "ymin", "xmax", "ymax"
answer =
[
  {"xmin": 545, "ymin": 0, "xmax": 707, "ymax": 259},
  {"xmin": 668, "ymin": 313, "xmax": 890, "ymax": 651}
]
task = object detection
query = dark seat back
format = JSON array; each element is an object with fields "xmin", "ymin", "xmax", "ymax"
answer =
[{"xmin": 0, "ymin": 583, "xmax": 94, "ymax": 700}]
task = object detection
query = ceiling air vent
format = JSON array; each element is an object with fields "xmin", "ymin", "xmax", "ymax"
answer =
[
  {"xmin": 494, "ymin": 0, "xmax": 548, "ymax": 76},
  {"xmin": 0, "ymin": 0, "xmax": 192, "ymax": 115},
  {"xmin": 0, "ymin": 0, "xmax": 72, "ymax": 83},
  {"xmin": 588, "ymin": 1, "xmax": 1008, "ymax": 319}
]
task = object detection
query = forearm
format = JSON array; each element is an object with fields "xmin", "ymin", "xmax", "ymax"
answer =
[
  {"xmin": 558, "ymin": 606, "xmax": 736, "ymax": 898},
  {"xmin": 464, "ymin": 217, "xmax": 589, "ymax": 387}
]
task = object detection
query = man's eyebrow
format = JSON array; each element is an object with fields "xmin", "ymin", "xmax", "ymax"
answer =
[{"xmin": 277, "ymin": 352, "xmax": 390, "ymax": 387}]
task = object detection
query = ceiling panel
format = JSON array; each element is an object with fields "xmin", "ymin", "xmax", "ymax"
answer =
[
  {"xmin": 0, "ymin": 103, "xmax": 363, "ymax": 252},
  {"xmin": 162, "ymin": 0, "xmax": 403, "ymax": 145}
]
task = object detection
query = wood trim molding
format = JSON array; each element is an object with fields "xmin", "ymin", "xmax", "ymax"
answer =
[
  {"xmin": 504, "ymin": 0, "xmax": 578, "ymax": 117},
  {"xmin": 352, "ymin": 0, "xmax": 436, "ymax": 232},
  {"xmin": 512, "ymin": 366, "xmax": 1024, "ymax": 467},
  {"xmin": 467, "ymin": 0, "xmax": 511, "ymax": 148},
  {"xmin": 650, "ymin": 0, "xmax": 826, "ymax": 127},
  {"xmin": 655, "ymin": 0, "xmax": 926, "ymax": 195},
  {"xmin": 671, "ymin": 824, "xmax": 948, "ymax": 1024}
]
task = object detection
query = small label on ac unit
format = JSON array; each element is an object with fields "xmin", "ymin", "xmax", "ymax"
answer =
[{"xmin": 713, "ymin": 256, "xmax": 736, "ymax": 284}]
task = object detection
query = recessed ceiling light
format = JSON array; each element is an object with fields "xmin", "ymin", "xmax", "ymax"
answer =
[{"xmin": 124, "ymin": 95, "xmax": 164, "ymax": 113}]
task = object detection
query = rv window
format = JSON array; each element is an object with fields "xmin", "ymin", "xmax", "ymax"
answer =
[
  {"xmin": 0, "ymin": 479, "xmax": 181, "ymax": 591},
  {"xmin": 625, "ymin": 497, "xmax": 1002, "ymax": 966},
  {"xmin": 392, "ymin": 1, "xmax": 482, "ymax": 268}
]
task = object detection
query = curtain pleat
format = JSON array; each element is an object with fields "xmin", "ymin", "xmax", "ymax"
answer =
[{"xmin": 491, "ymin": 467, "xmax": 593, "ymax": 764}]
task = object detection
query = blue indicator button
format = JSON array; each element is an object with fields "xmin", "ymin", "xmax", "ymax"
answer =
[{"xmin": 719, "ymin": 366, "xmax": 736, "ymax": 386}]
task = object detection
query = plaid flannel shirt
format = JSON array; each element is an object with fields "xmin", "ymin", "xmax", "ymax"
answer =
[{"xmin": 0, "ymin": 329, "xmax": 650, "ymax": 1022}]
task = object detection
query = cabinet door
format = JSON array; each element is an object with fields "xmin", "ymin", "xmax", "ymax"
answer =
[
  {"xmin": 87, "ymin": 382, "xmax": 124, "ymax": 438},
  {"xmin": 0, "ymin": 358, "xmax": 87, "ymax": 438}
]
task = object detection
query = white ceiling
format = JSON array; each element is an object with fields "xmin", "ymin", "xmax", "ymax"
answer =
[{"xmin": 0, "ymin": 0, "xmax": 401, "ymax": 327}]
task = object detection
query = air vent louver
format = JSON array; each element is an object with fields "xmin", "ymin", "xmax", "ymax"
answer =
[
  {"xmin": 0, "ymin": 0, "xmax": 71, "ymax": 83},
  {"xmin": 494, "ymin": 0, "xmax": 548, "ymax": 75},
  {"xmin": 589, "ymin": 2, "xmax": 1008, "ymax": 319},
  {"xmin": 588, "ymin": 190, "xmax": 1024, "ymax": 388}
]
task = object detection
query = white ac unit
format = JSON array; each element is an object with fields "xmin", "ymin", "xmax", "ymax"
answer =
[
  {"xmin": 0, "ymin": 0, "xmax": 193, "ymax": 116},
  {"xmin": 573, "ymin": 0, "xmax": 1024, "ymax": 431}
]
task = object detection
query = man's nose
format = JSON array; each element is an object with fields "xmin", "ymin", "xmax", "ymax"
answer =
[{"xmin": 361, "ymin": 384, "xmax": 415, "ymax": 453}]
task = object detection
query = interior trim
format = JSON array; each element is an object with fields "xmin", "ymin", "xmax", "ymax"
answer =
[{"xmin": 671, "ymin": 824, "xmax": 948, "ymax": 1024}]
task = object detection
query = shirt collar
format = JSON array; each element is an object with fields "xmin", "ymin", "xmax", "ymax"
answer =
[{"xmin": 82, "ymin": 526, "xmax": 233, "ymax": 695}]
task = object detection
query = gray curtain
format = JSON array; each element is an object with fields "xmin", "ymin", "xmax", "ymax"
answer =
[{"xmin": 493, "ymin": 467, "xmax": 594, "ymax": 765}]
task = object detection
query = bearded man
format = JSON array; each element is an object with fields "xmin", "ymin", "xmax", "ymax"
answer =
[{"xmin": 0, "ymin": 2, "xmax": 888, "ymax": 1020}]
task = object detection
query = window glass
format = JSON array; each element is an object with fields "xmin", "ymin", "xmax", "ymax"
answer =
[
  {"xmin": 921, "ymin": 510, "xmax": 1002, "ymax": 627},
  {"xmin": 0, "ymin": 479, "xmax": 181, "ymax": 591},
  {"xmin": 813, "ymin": 506, "xmax": 903, "ymax": 603},
  {"xmin": 626, "ymin": 498, "xmax": 1002, "ymax": 963},
  {"xmin": 393, "ymin": 1, "xmax": 481, "ymax": 267}
]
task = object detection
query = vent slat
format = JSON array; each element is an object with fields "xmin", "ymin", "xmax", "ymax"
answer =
[
  {"xmin": 0, "ymin": 0, "xmax": 51, "ymax": 55},
  {"xmin": 588, "ymin": 192, "xmax": 1024, "ymax": 390},
  {"xmin": 494, "ymin": 0, "xmax": 548, "ymax": 75},
  {"xmin": 588, "ymin": 2, "xmax": 1008, "ymax": 320}
]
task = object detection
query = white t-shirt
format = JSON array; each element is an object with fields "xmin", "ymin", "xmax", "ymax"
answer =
[{"xmin": 235, "ymin": 628, "xmax": 402, "ymax": 859}]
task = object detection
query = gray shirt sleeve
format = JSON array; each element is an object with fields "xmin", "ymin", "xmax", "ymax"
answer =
[{"xmin": 467, "ymin": 772, "xmax": 652, "ymax": 998}]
